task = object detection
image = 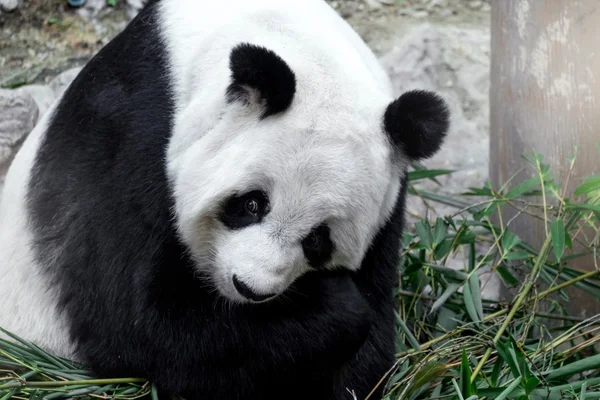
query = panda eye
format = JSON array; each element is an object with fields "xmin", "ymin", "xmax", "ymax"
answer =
[
  {"xmin": 219, "ymin": 190, "xmax": 269, "ymax": 230},
  {"xmin": 304, "ymin": 230, "xmax": 322, "ymax": 249},
  {"xmin": 245, "ymin": 198, "xmax": 260, "ymax": 215}
]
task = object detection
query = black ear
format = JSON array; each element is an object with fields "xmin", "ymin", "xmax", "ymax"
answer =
[
  {"xmin": 226, "ymin": 43, "xmax": 297, "ymax": 119},
  {"xmin": 383, "ymin": 90, "xmax": 450, "ymax": 161}
]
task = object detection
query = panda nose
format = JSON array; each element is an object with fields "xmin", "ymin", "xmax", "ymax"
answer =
[{"xmin": 232, "ymin": 275, "xmax": 277, "ymax": 302}]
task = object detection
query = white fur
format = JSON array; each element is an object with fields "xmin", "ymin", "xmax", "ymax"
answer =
[
  {"xmin": 0, "ymin": 99, "xmax": 77, "ymax": 359},
  {"xmin": 0, "ymin": 0, "xmax": 406, "ymax": 355},
  {"xmin": 159, "ymin": 0, "xmax": 404, "ymax": 302}
]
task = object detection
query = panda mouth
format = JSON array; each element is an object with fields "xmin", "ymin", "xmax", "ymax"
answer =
[{"xmin": 231, "ymin": 274, "xmax": 278, "ymax": 303}]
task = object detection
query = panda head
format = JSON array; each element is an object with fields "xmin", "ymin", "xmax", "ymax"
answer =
[{"xmin": 170, "ymin": 43, "xmax": 449, "ymax": 304}]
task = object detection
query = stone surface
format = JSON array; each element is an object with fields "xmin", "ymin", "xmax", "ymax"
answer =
[
  {"xmin": 0, "ymin": 0, "xmax": 18, "ymax": 12},
  {"xmin": 126, "ymin": 0, "xmax": 149, "ymax": 18},
  {"xmin": 16, "ymin": 84, "xmax": 55, "ymax": 118},
  {"xmin": 49, "ymin": 67, "xmax": 82, "ymax": 99},
  {"xmin": 0, "ymin": 89, "xmax": 39, "ymax": 192},
  {"xmin": 380, "ymin": 23, "xmax": 490, "ymax": 221},
  {"xmin": 380, "ymin": 24, "xmax": 500, "ymax": 300}
]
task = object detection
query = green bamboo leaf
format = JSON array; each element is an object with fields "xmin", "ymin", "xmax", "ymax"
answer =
[
  {"xmin": 496, "ymin": 266, "xmax": 519, "ymax": 287},
  {"xmin": 452, "ymin": 378, "xmax": 465, "ymax": 400},
  {"xmin": 468, "ymin": 274, "xmax": 484, "ymax": 321},
  {"xmin": 463, "ymin": 278, "xmax": 482, "ymax": 323},
  {"xmin": 429, "ymin": 283, "xmax": 462, "ymax": 315},
  {"xmin": 524, "ymin": 376, "xmax": 540, "ymax": 394},
  {"xmin": 461, "ymin": 350, "xmax": 475, "ymax": 397},
  {"xmin": 579, "ymin": 381, "xmax": 587, "ymax": 400},
  {"xmin": 404, "ymin": 362, "xmax": 448, "ymax": 399},
  {"xmin": 551, "ymin": 218, "xmax": 566, "ymax": 262},
  {"xmin": 495, "ymin": 378, "xmax": 522, "ymax": 400},
  {"xmin": 496, "ymin": 341, "xmax": 520, "ymax": 379},
  {"xmin": 504, "ymin": 250, "xmax": 531, "ymax": 261},
  {"xmin": 491, "ymin": 356, "xmax": 503, "ymax": 387},
  {"xmin": 531, "ymin": 377, "xmax": 600, "ymax": 397},
  {"xmin": 544, "ymin": 353, "xmax": 600, "ymax": 380},
  {"xmin": 501, "ymin": 231, "xmax": 522, "ymax": 253},
  {"xmin": 567, "ymin": 203, "xmax": 600, "ymax": 213},
  {"xmin": 432, "ymin": 218, "xmax": 449, "ymax": 246},
  {"xmin": 151, "ymin": 384, "xmax": 159, "ymax": 400},
  {"xmin": 408, "ymin": 169, "xmax": 455, "ymax": 181},
  {"xmin": 433, "ymin": 238, "xmax": 453, "ymax": 260},
  {"xmin": 574, "ymin": 176, "xmax": 600, "ymax": 196},
  {"xmin": 415, "ymin": 220, "xmax": 433, "ymax": 249},
  {"xmin": 462, "ymin": 186, "xmax": 494, "ymax": 196},
  {"xmin": 505, "ymin": 176, "xmax": 541, "ymax": 199},
  {"xmin": 426, "ymin": 264, "xmax": 469, "ymax": 281},
  {"xmin": 395, "ymin": 311, "xmax": 420, "ymax": 351}
]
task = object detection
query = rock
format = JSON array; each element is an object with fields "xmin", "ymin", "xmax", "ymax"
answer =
[
  {"xmin": 379, "ymin": 24, "xmax": 500, "ymax": 300},
  {"xmin": 0, "ymin": 0, "xmax": 18, "ymax": 12},
  {"xmin": 0, "ymin": 89, "xmax": 39, "ymax": 190},
  {"xmin": 468, "ymin": 0, "xmax": 483, "ymax": 9},
  {"xmin": 363, "ymin": 0, "xmax": 381, "ymax": 9},
  {"xmin": 76, "ymin": 0, "xmax": 106, "ymax": 18},
  {"xmin": 126, "ymin": 0, "xmax": 148, "ymax": 18},
  {"xmin": 49, "ymin": 67, "xmax": 82, "ymax": 99},
  {"xmin": 379, "ymin": 24, "xmax": 490, "ymax": 216},
  {"xmin": 16, "ymin": 85, "xmax": 56, "ymax": 118}
]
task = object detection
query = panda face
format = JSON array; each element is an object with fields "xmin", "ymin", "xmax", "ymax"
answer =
[
  {"xmin": 168, "ymin": 43, "xmax": 449, "ymax": 304},
  {"xmin": 173, "ymin": 115, "xmax": 399, "ymax": 303}
]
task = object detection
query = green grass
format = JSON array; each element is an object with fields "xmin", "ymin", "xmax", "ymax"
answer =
[{"xmin": 1, "ymin": 150, "xmax": 600, "ymax": 399}]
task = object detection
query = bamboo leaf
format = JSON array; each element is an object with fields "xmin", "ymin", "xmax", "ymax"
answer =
[
  {"xmin": 574, "ymin": 176, "xmax": 600, "ymax": 196},
  {"xmin": 496, "ymin": 266, "xmax": 519, "ymax": 287},
  {"xmin": 544, "ymin": 354, "xmax": 600, "ymax": 380},
  {"xmin": 504, "ymin": 250, "xmax": 531, "ymax": 261},
  {"xmin": 429, "ymin": 283, "xmax": 462, "ymax": 315},
  {"xmin": 468, "ymin": 274, "xmax": 484, "ymax": 321},
  {"xmin": 551, "ymin": 218, "xmax": 566, "ymax": 262},
  {"xmin": 395, "ymin": 311, "xmax": 420, "ymax": 351},
  {"xmin": 501, "ymin": 231, "xmax": 522, "ymax": 253},
  {"xmin": 432, "ymin": 218, "xmax": 449, "ymax": 247},
  {"xmin": 408, "ymin": 169, "xmax": 455, "ymax": 182},
  {"xmin": 505, "ymin": 176, "xmax": 541, "ymax": 199},
  {"xmin": 463, "ymin": 278, "xmax": 482, "ymax": 323},
  {"xmin": 404, "ymin": 362, "xmax": 448, "ymax": 399},
  {"xmin": 461, "ymin": 350, "xmax": 475, "ymax": 397},
  {"xmin": 415, "ymin": 220, "xmax": 433, "ymax": 249},
  {"xmin": 426, "ymin": 264, "xmax": 469, "ymax": 281},
  {"xmin": 491, "ymin": 356, "xmax": 503, "ymax": 388},
  {"xmin": 495, "ymin": 378, "xmax": 522, "ymax": 400}
]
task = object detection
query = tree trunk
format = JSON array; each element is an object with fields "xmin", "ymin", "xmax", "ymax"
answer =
[{"xmin": 490, "ymin": 0, "xmax": 600, "ymax": 317}]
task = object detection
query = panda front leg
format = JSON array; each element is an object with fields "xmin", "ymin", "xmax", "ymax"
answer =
[{"xmin": 79, "ymin": 269, "xmax": 372, "ymax": 400}]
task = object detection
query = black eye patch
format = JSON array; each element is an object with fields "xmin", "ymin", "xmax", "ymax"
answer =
[
  {"xmin": 219, "ymin": 190, "xmax": 269, "ymax": 230},
  {"xmin": 301, "ymin": 224, "xmax": 334, "ymax": 269}
]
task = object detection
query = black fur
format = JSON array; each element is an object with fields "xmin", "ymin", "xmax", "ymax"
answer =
[
  {"xmin": 219, "ymin": 190, "xmax": 270, "ymax": 230},
  {"xmin": 226, "ymin": 43, "xmax": 297, "ymax": 119},
  {"xmin": 384, "ymin": 90, "xmax": 450, "ymax": 160},
  {"xmin": 302, "ymin": 224, "xmax": 335, "ymax": 269},
  {"xmin": 26, "ymin": 2, "xmax": 406, "ymax": 400}
]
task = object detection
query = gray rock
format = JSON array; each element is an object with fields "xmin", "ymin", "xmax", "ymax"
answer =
[
  {"xmin": 16, "ymin": 85, "xmax": 56, "ymax": 118},
  {"xmin": 126, "ymin": 0, "xmax": 148, "ymax": 18},
  {"xmin": 379, "ymin": 24, "xmax": 500, "ymax": 300},
  {"xmin": 76, "ymin": 0, "xmax": 106, "ymax": 18},
  {"xmin": 49, "ymin": 67, "xmax": 82, "ymax": 99},
  {"xmin": 0, "ymin": 0, "xmax": 18, "ymax": 12},
  {"xmin": 380, "ymin": 24, "xmax": 490, "ymax": 213},
  {"xmin": 0, "ymin": 89, "xmax": 39, "ymax": 189}
]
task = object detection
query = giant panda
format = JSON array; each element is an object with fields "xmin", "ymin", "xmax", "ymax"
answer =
[{"xmin": 0, "ymin": 0, "xmax": 449, "ymax": 399}]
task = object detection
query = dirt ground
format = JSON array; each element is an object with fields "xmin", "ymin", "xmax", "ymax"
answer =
[{"xmin": 0, "ymin": 0, "xmax": 490, "ymax": 87}]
